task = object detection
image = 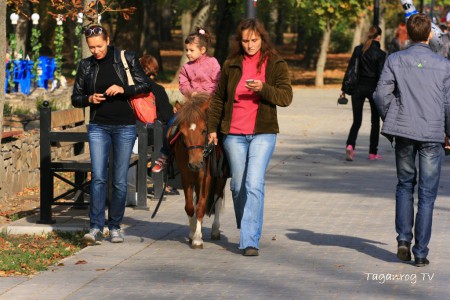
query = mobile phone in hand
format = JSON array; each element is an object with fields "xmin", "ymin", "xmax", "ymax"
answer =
[{"xmin": 246, "ymin": 79, "xmax": 254, "ymax": 84}]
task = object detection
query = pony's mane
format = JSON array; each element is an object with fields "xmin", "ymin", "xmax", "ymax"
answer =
[{"xmin": 176, "ymin": 93, "xmax": 210, "ymax": 125}]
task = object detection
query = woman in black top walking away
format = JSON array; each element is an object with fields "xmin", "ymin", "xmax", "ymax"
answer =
[{"xmin": 341, "ymin": 26, "xmax": 386, "ymax": 161}]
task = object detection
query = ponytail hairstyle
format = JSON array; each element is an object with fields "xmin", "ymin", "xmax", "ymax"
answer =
[
  {"xmin": 185, "ymin": 27, "xmax": 212, "ymax": 52},
  {"xmin": 362, "ymin": 26, "xmax": 382, "ymax": 53}
]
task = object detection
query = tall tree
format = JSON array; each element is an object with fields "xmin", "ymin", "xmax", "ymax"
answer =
[
  {"xmin": 298, "ymin": 0, "xmax": 370, "ymax": 86},
  {"xmin": 0, "ymin": 1, "xmax": 6, "ymax": 146},
  {"xmin": 214, "ymin": 0, "xmax": 239, "ymax": 66}
]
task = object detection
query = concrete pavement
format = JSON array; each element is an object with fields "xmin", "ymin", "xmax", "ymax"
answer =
[{"xmin": 1, "ymin": 88, "xmax": 449, "ymax": 299}]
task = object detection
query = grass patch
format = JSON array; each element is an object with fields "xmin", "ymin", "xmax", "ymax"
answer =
[{"xmin": 0, "ymin": 231, "xmax": 86, "ymax": 277}]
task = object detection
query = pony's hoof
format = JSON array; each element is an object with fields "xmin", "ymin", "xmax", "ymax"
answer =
[
  {"xmin": 191, "ymin": 243, "xmax": 204, "ymax": 249},
  {"xmin": 211, "ymin": 233, "xmax": 220, "ymax": 240}
]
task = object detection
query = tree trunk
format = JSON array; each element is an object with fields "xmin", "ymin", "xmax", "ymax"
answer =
[
  {"xmin": 214, "ymin": 0, "xmax": 238, "ymax": 66},
  {"xmin": 82, "ymin": 0, "xmax": 97, "ymax": 58},
  {"xmin": 275, "ymin": 0, "xmax": 285, "ymax": 45},
  {"xmin": 379, "ymin": 8, "xmax": 386, "ymax": 51},
  {"xmin": 302, "ymin": 29, "xmax": 321, "ymax": 69},
  {"xmin": 1, "ymin": 1, "xmax": 6, "ymax": 146},
  {"xmin": 295, "ymin": 21, "xmax": 306, "ymax": 54},
  {"xmin": 160, "ymin": 5, "xmax": 172, "ymax": 42},
  {"xmin": 147, "ymin": 1, "xmax": 163, "ymax": 73},
  {"xmin": 351, "ymin": 14, "xmax": 365, "ymax": 50},
  {"xmin": 16, "ymin": 13, "xmax": 28, "ymax": 58},
  {"xmin": 315, "ymin": 19, "xmax": 332, "ymax": 87}
]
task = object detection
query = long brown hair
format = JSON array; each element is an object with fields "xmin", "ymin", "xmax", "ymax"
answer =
[
  {"xmin": 229, "ymin": 18, "xmax": 276, "ymax": 72},
  {"xmin": 362, "ymin": 26, "xmax": 382, "ymax": 53},
  {"xmin": 396, "ymin": 22, "xmax": 408, "ymax": 49}
]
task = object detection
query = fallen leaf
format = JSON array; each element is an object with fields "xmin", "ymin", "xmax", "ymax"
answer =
[
  {"xmin": 75, "ymin": 260, "xmax": 88, "ymax": 265},
  {"xmin": 96, "ymin": 268, "xmax": 106, "ymax": 271},
  {"xmin": 272, "ymin": 235, "xmax": 277, "ymax": 241}
]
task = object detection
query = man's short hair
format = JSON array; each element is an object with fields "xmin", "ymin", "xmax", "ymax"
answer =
[{"xmin": 407, "ymin": 13, "xmax": 431, "ymax": 43}]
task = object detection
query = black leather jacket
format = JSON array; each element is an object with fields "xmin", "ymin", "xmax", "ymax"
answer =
[
  {"xmin": 343, "ymin": 41, "xmax": 386, "ymax": 89},
  {"xmin": 71, "ymin": 45, "xmax": 152, "ymax": 119}
]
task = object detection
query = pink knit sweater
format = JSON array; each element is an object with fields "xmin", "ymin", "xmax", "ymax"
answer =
[{"xmin": 179, "ymin": 54, "xmax": 220, "ymax": 97}]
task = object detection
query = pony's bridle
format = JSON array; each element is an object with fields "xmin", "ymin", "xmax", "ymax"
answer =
[{"xmin": 184, "ymin": 140, "xmax": 214, "ymax": 158}]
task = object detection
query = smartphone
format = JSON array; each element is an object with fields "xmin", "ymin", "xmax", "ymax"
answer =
[{"xmin": 246, "ymin": 79, "xmax": 254, "ymax": 84}]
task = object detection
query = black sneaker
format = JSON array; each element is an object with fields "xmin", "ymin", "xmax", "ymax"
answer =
[
  {"xmin": 415, "ymin": 257, "xmax": 430, "ymax": 267},
  {"xmin": 396, "ymin": 240, "xmax": 411, "ymax": 261}
]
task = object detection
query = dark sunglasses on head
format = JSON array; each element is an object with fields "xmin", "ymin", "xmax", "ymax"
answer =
[{"xmin": 84, "ymin": 26, "xmax": 103, "ymax": 37}]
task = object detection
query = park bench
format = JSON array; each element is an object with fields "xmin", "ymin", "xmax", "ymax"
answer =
[{"xmin": 39, "ymin": 101, "xmax": 165, "ymax": 224}]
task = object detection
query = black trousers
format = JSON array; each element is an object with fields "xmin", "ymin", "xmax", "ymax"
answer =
[{"xmin": 346, "ymin": 85, "xmax": 381, "ymax": 154}]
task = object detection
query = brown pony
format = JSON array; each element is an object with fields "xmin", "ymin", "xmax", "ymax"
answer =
[{"xmin": 170, "ymin": 93, "xmax": 227, "ymax": 249}]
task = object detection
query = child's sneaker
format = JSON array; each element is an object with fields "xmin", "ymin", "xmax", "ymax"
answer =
[
  {"xmin": 369, "ymin": 154, "xmax": 382, "ymax": 160},
  {"xmin": 152, "ymin": 154, "xmax": 168, "ymax": 173},
  {"xmin": 345, "ymin": 145, "xmax": 354, "ymax": 161}
]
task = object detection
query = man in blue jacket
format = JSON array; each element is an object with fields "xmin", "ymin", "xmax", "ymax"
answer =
[{"xmin": 374, "ymin": 13, "xmax": 450, "ymax": 267}]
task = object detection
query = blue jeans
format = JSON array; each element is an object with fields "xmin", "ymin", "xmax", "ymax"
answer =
[
  {"xmin": 88, "ymin": 124, "xmax": 136, "ymax": 231},
  {"xmin": 160, "ymin": 114, "xmax": 177, "ymax": 156},
  {"xmin": 223, "ymin": 134, "xmax": 276, "ymax": 250},
  {"xmin": 395, "ymin": 137, "xmax": 443, "ymax": 258}
]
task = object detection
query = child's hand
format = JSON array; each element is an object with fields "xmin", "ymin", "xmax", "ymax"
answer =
[{"xmin": 245, "ymin": 79, "xmax": 263, "ymax": 92}]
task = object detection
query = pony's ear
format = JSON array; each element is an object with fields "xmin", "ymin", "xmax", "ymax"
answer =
[{"xmin": 199, "ymin": 96, "xmax": 211, "ymax": 111}]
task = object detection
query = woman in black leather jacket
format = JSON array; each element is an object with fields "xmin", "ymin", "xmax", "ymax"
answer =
[
  {"xmin": 341, "ymin": 26, "xmax": 386, "ymax": 161},
  {"xmin": 71, "ymin": 25, "xmax": 151, "ymax": 244}
]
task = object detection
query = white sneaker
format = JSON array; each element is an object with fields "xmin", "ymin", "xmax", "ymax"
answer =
[
  {"xmin": 110, "ymin": 229, "xmax": 124, "ymax": 243},
  {"xmin": 82, "ymin": 228, "xmax": 103, "ymax": 245}
]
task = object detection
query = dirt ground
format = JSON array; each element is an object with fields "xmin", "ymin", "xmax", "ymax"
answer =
[{"xmin": 0, "ymin": 42, "xmax": 349, "ymax": 227}]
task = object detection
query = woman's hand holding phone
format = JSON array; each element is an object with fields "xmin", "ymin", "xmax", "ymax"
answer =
[{"xmin": 245, "ymin": 79, "xmax": 262, "ymax": 92}]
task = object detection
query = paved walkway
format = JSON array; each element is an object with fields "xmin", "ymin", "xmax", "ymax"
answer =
[{"xmin": 1, "ymin": 88, "xmax": 449, "ymax": 300}]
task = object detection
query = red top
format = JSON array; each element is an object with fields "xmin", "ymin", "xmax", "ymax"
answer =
[{"xmin": 229, "ymin": 52, "xmax": 267, "ymax": 134}]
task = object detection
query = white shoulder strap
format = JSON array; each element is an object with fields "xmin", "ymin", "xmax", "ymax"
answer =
[{"xmin": 120, "ymin": 50, "xmax": 135, "ymax": 86}]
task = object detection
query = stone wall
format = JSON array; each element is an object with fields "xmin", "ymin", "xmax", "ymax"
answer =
[{"xmin": 0, "ymin": 131, "xmax": 76, "ymax": 200}]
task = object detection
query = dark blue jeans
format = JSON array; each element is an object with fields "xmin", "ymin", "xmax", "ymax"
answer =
[
  {"xmin": 88, "ymin": 124, "xmax": 136, "ymax": 231},
  {"xmin": 394, "ymin": 137, "xmax": 443, "ymax": 258}
]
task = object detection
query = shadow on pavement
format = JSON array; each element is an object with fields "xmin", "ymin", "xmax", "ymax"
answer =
[{"xmin": 286, "ymin": 228, "xmax": 405, "ymax": 264}]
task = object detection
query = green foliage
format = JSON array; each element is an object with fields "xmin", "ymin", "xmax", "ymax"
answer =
[
  {"xmin": 54, "ymin": 25, "xmax": 64, "ymax": 80},
  {"xmin": 299, "ymin": 0, "xmax": 370, "ymax": 30},
  {"xmin": 8, "ymin": 33, "xmax": 16, "ymax": 89},
  {"xmin": 0, "ymin": 231, "xmax": 85, "ymax": 276},
  {"xmin": 36, "ymin": 98, "xmax": 57, "ymax": 111},
  {"xmin": 72, "ymin": 23, "xmax": 83, "ymax": 76},
  {"xmin": 3, "ymin": 103, "xmax": 13, "ymax": 115},
  {"xmin": 30, "ymin": 27, "xmax": 42, "ymax": 84},
  {"xmin": 12, "ymin": 107, "xmax": 32, "ymax": 115},
  {"xmin": 330, "ymin": 21, "xmax": 353, "ymax": 54}
]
